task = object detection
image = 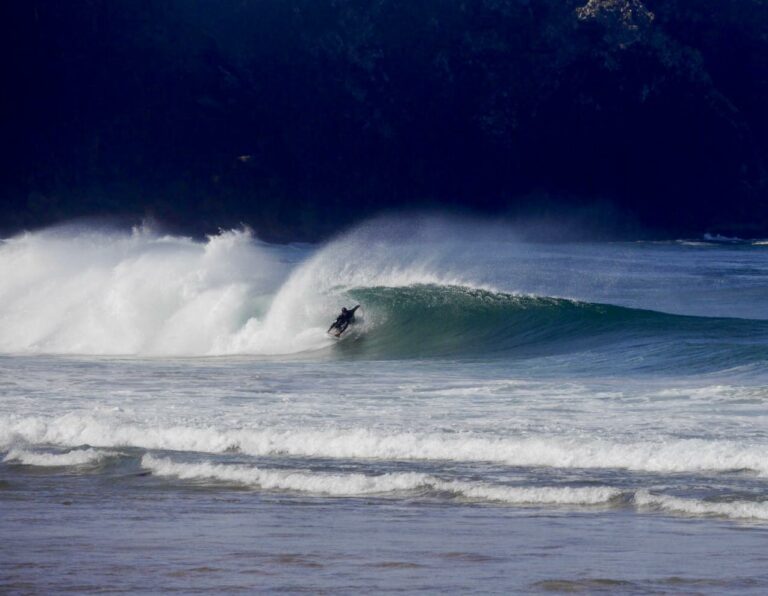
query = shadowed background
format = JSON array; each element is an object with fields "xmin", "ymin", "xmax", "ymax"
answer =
[{"xmin": 2, "ymin": 0, "xmax": 767, "ymax": 239}]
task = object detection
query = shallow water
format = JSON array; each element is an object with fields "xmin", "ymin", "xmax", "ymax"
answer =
[{"xmin": 2, "ymin": 219, "xmax": 768, "ymax": 593}]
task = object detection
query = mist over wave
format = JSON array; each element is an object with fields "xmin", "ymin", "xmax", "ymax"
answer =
[
  {"xmin": 0, "ymin": 219, "xmax": 504, "ymax": 356},
  {"xmin": 0, "ymin": 224, "xmax": 291, "ymax": 355},
  {"xmin": 0, "ymin": 220, "xmax": 468, "ymax": 355}
]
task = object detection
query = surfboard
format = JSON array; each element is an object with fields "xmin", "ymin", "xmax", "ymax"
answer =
[{"xmin": 329, "ymin": 325, "xmax": 346, "ymax": 338}]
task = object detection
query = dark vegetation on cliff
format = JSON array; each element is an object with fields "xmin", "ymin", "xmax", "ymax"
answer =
[{"xmin": 2, "ymin": 0, "xmax": 767, "ymax": 240}]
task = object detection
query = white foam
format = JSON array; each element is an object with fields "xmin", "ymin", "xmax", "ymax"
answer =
[
  {"xmin": 141, "ymin": 455, "xmax": 620, "ymax": 505},
  {"xmin": 443, "ymin": 482, "xmax": 622, "ymax": 505},
  {"xmin": 139, "ymin": 456, "xmax": 768, "ymax": 518},
  {"xmin": 0, "ymin": 221, "xmax": 491, "ymax": 356},
  {"xmin": 5, "ymin": 414, "xmax": 768, "ymax": 476},
  {"xmin": 142, "ymin": 454, "xmax": 432, "ymax": 495},
  {"xmin": 0, "ymin": 226, "xmax": 289, "ymax": 355},
  {"xmin": 3, "ymin": 447, "xmax": 115, "ymax": 467},
  {"xmin": 211, "ymin": 220, "xmax": 488, "ymax": 354},
  {"xmin": 634, "ymin": 490, "xmax": 768, "ymax": 521}
]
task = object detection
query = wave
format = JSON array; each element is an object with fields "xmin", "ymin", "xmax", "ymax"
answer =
[
  {"xmin": 3, "ymin": 447, "xmax": 116, "ymax": 467},
  {"xmin": 142, "ymin": 456, "xmax": 768, "ymax": 520},
  {"xmin": 5, "ymin": 415, "xmax": 768, "ymax": 477},
  {"xmin": 1, "ymin": 222, "xmax": 766, "ymax": 361},
  {"xmin": 5, "ymin": 446, "xmax": 764, "ymax": 519},
  {"xmin": 142, "ymin": 454, "xmax": 432, "ymax": 496},
  {"xmin": 340, "ymin": 284, "xmax": 768, "ymax": 360},
  {"xmin": 142, "ymin": 454, "xmax": 622, "ymax": 505},
  {"xmin": 634, "ymin": 490, "xmax": 768, "ymax": 521}
]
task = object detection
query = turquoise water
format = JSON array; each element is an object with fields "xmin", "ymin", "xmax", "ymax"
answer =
[{"xmin": 2, "ymin": 219, "xmax": 768, "ymax": 593}]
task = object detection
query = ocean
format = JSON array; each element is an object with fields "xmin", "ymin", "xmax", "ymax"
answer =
[{"xmin": 2, "ymin": 218, "xmax": 768, "ymax": 593}]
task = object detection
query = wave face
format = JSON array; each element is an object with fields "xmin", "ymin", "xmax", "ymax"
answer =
[
  {"xmin": 343, "ymin": 284, "xmax": 768, "ymax": 361},
  {"xmin": 1, "ymin": 220, "xmax": 767, "ymax": 366}
]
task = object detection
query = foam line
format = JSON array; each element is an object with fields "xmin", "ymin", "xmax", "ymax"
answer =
[
  {"xmin": 5, "ymin": 415, "xmax": 768, "ymax": 476},
  {"xmin": 140, "ymin": 456, "xmax": 768, "ymax": 519}
]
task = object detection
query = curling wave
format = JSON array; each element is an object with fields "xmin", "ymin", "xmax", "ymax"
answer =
[
  {"xmin": 1, "ymin": 223, "xmax": 767, "ymax": 363},
  {"xmin": 340, "ymin": 284, "xmax": 768, "ymax": 360}
]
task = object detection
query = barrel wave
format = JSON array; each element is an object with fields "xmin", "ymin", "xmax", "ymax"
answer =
[
  {"xmin": 344, "ymin": 284, "xmax": 768, "ymax": 363},
  {"xmin": 1, "ymin": 222, "xmax": 766, "ymax": 371}
]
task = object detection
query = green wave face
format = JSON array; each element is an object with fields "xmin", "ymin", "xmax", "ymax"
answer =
[{"xmin": 337, "ymin": 284, "xmax": 768, "ymax": 366}]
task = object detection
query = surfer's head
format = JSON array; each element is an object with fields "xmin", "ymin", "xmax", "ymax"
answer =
[{"xmin": 341, "ymin": 307, "xmax": 348, "ymax": 314}]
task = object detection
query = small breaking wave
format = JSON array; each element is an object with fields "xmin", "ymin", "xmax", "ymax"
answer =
[
  {"xmin": 142, "ymin": 454, "xmax": 621, "ymax": 505},
  {"xmin": 142, "ymin": 456, "xmax": 768, "ymax": 520},
  {"xmin": 3, "ymin": 447, "xmax": 117, "ymax": 467},
  {"xmin": 142, "ymin": 454, "xmax": 431, "ymax": 496},
  {"xmin": 5, "ymin": 415, "xmax": 768, "ymax": 477},
  {"xmin": 634, "ymin": 490, "xmax": 768, "ymax": 521}
]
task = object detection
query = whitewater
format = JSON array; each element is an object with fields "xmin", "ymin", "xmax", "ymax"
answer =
[{"xmin": 2, "ymin": 217, "xmax": 768, "ymax": 593}]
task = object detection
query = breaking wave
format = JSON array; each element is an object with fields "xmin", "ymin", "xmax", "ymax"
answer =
[
  {"xmin": 3, "ymin": 447, "xmax": 117, "ymax": 467},
  {"xmin": 142, "ymin": 454, "xmax": 622, "ymax": 505},
  {"xmin": 0, "ymin": 222, "xmax": 766, "ymax": 364},
  {"xmin": 143, "ymin": 456, "xmax": 768, "ymax": 519},
  {"xmin": 634, "ymin": 490, "xmax": 768, "ymax": 521},
  {"xmin": 4, "ymin": 414, "xmax": 768, "ymax": 477}
]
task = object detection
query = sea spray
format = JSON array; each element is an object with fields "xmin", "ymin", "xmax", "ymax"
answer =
[{"xmin": 0, "ymin": 226, "xmax": 290, "ymax": 354}]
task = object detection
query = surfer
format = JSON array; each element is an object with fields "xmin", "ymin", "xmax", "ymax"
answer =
[{"xmin": 328, "ymin": 305, "xmax": 360, "ymax": 336}]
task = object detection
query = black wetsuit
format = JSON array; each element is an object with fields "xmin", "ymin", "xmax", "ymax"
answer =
[{"xmin": 329, "ymin": 305, "xmax": 360, "ymax": 334}]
